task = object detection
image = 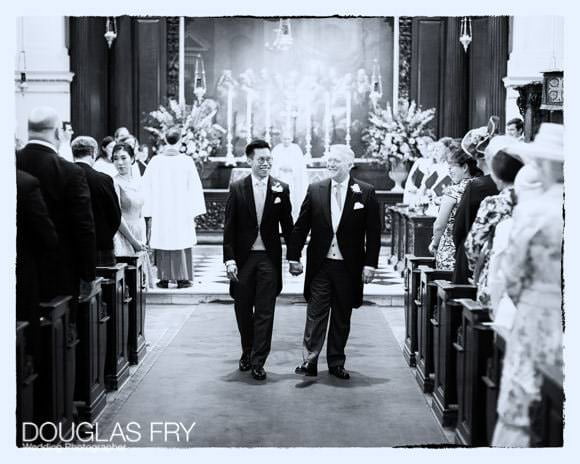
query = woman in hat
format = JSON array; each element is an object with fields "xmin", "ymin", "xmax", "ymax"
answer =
[
  {"xmin": 452, "ymin": 116, "xmax": 500, "ymax": 283},
  {"xmin": 492, "ymin": 123, "xmax": 564, "ymax": 447},
  {"xmin": 464, "ymin": 137, "xmax": 524, "ymax": 306}
]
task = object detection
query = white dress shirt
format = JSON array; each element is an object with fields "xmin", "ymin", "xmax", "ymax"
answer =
[
  {"xmin": 250, "ymin": 174, "xmax": 268, "ymax": 251},
  {"xmin": 326, "ymin": 177, "xmax": 349, "ymax": 260}
]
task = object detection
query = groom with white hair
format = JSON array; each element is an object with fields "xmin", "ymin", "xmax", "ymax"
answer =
[{"xmin": 287, "ymin": 144, "xmax": 381, "ymax": 379}]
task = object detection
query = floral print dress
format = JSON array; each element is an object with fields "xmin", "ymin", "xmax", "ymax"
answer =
[
  {"xmin": 464, "ymin": 187, "xmax": 516, "ymax": 306},
  {"xmin": 435, "ymin": 178, "xmax": 472, "ymax": 270}
]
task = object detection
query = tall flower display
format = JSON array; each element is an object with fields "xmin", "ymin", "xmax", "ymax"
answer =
[
  {"xmin": 144, "ymin": 98, "xmax": 225, "ymax": 165},
  {"xmin": 363, "ymin": 99, "xmax": 436, "ymax": 166}
]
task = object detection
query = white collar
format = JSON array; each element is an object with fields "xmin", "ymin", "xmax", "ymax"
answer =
[
  {"xmin": 331, "ymin": 177, "xmax": 350, "ymax": 189},
  {"xmin": 251, "ymin": 174, "xmax": 269, "ymax": 186},
  {"xmin": 27, "ymin": 139, "xmax": 58, "ymax": 153}
]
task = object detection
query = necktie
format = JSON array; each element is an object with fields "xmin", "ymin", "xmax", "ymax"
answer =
[
  {"xmin": 335, "ymin": 184, "xmax": 343, "ymax": 212},
  {"xmin": 255, "ymin": 182, "xmax": 266, "ymax": 224}
]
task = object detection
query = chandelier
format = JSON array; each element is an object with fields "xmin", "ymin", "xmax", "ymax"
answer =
[
  {"xmin": 105, "ymin": 17, "xmax": 117, "ymax": 48},
  {"xmin": 193, "ymin": 54, "xmax": 207, "ymax": 101},
  {"xmin": 459, "ymin": 17, "xmax": 472, "ymax": 52},
  {"xmin": 265, "ymin": 18, "xmax": 293, "ymax": 52}
]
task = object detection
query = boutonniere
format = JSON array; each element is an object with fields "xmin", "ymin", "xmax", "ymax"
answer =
[
  {"xmin": 271, "ymin": 182, "xmax": 283, "ymax": 193},
  {"xmin": 351, "ymin": 183, "xmax": 362, "ymax": 194},
  {"xmin": 274, "ymin": 197, "xmax": 282, "ymax": 204},
  {"xmin": 354, "ymin": 202, "xmax": 365, "ymax": 210}
]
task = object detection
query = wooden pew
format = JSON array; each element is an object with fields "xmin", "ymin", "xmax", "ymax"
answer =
[
  {"xmin": 96, "ymin": 264, "xmax": 130, "ymax": 391},
  {"xmin": 482, "ymin": 327, "xmax": 507, "ymax": 444},
  {"xmin": 35, "ymin": 296, "xmax": 76, "ymax": 442},
  {"xmin": 454, "ymin": 299, "xmax": 494, "ymax": 446},
  {"xmin": 396, "ymin": 207, "xmax": 410, "ymax": 272},
  {"xmin": 388, "ymin": 204, "xmax": 407, "ymax": 266},
  {"xmin": 75, "ymin": 277, "xmax": 108, "ymax": 422},
  {"xmin": 530, "ymin": 364, "xmax": 564, "ymax": 447},
  {"xmin": 403, "ymin": 255, "xmax": 436, "ymax": 367},
  {"xmin": 415, "ymin": 268, "xmax": 453, "ymax": 393},
  {"xmin": 431, "ymin": 281, "xmax": 477, "ymax": 427},
  {"xmin": 16, "ymin": 321, "xmax": 38, "ymax": 446},
  {"xmin": 117, "ymin": 254, "xmax": 147, "ymax": 365},
  {"xmin": 405, "ymin": 212, "xmax": 436, "ymax": 258}
]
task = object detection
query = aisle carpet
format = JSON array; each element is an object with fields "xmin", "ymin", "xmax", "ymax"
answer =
[{"xmin": 98, "ymin": 303, "xmax": 448, "ymax": 447}]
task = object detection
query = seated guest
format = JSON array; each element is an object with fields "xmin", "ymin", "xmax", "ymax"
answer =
[
  {"xmin": 93, "ymin": 136, "xmax": 117, "ymax": 178},
  {"xmin": 428, "ymin": 147, "xmax": 482, "ymax": 270},
  {"xmin": 452, "ymin": 116, "xmax": 501, "ymax": 283},
  {"xmin": 464, "ymin": 137, "xmax": 524, "ymax": 306},
  {"xmin": 403, "ymin": 135, "xmax": 434, "ymax": 206},
  {"xmin": 506, "ymin": 117, "xmax": 525, "ymax": 141},
  {"xmin": 16, "ymin": 169, "xmax": 58, "ymax": 365},
  {"xmin": 422, "ymin": 137, "xmax": 456, "ymax": 215},
  {"xmin": 492, "ymin": 123, "xmax": 564, "ymax": 447},
  {"xmin": 72, "ymin": 136, "xmax": 122, "ymax": 266}
]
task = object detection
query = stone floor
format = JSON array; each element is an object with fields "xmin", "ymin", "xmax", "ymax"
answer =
[{"xmin": 93, "ymin": 302, "xmax": 453, "ymax": 447}]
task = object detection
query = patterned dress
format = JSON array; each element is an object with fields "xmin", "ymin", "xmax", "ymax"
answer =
[
  {"xmin": 493, "ymin": 184, "xmax": 563, "ymax": 446},
  {"xmin": 435, "ymin": 178, "xmax": 472, "ymax": 270},
  {"xmin": 464, "ymin": 187, "xmax": 516, "ymax": 306}
]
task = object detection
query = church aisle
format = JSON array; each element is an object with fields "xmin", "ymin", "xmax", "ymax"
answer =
[{"xmin": 97, "ymin": 303, "xmax": 449, "ymax": 447}]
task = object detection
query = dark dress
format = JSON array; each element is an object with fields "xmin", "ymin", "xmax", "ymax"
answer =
[{"xmin": 452, "ymin": 174, "xmax": 499, "ymax": 283}]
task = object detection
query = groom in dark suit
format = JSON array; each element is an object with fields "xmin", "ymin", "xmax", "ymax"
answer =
[
  {"xmin": 287, "ymin": 144, "xmax": 381, "ymax": 379},
  {"xmin": 223, "ymin": 139, "xmax": 294, "ymax": 380}
]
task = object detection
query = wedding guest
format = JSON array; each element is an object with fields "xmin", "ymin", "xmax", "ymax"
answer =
[
  {"xmin": 136, "ymin": 143, "xmax": 150, "ymax": 176},
  {"xmin": 112, "ymin": 143, "xmax": 155, "ymax": 286},
  {"xmin": 93, "ymin": 136, "xmax": 117, "ymax": 178},
  {"xmin": 118, "ymin": 135, "xmax": 142, "ymax": 178},
  {"xmin": 492, "ymin": 123, "xmax": 564, "ymax": 447},
  {"xmin": 506, "ymin": 117, "xmax": 525, "ymax": 141},
  {"xmin": 403, "ymin": 135, "xmax": 434, "ymax": 206},
  {"xmin": 142, "ymin": 127, "xmax": 206, "ymax": 289},
  {"xmin": 428, "ymin": 147, "xmax": 482, "ymax": 270},
  {"xmin": 114, "ymin": 126, "xmax": 130, "ymax": 142},
  {"xmin": 72, "ymin": 136, "xmax": 122, "ymax": 266},
  {"xmin": 16, "ymin": 106, "xmax": 96, "ymax": 308},
  {"xmin": 422, "ymin": 137, "xmax": 455, "ymax": 215},
  {"xmin": 58, "ymin": 121, "xmax": 74, "ymax": 162},
  {"xmin": 452, "ymin": 116, "xmax": 500, "ymax": 284}
]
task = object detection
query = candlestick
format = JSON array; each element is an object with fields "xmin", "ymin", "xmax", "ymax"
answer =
[
  {"xmin": 324, "ymin": 91, "xmax": 331, "ymax": 156},
  {"xmin": 345, "ymin": 90, "xmax": 352, "ymax": 148},
  {"xmin": 265, "ymin": 86, "xmax": 271, "ymax": 144},
  {"xmin": 225, "ymin": 84, "xmax": 236, "ymax": 166},
  {"xmin": 246, "ymin": 91, "xmax": 253, "ymax": 145},
  {"xmin": 304, "ymin": 100, "xmax": 312, "ymax": 166},
  {"xmin": 178, "ymin": 17, "xmax": 185, "ymax": 107}
]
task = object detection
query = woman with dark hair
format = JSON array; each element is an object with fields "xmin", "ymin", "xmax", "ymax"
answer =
[
  {"xmin": 464, "ymin": 141, "xmax": 524, "ymax": 306},
  {"xmin": 93, "ymin": 136, "xmax": 117, "ymax": 177},
  {"xmin": 428, "ymin": 147, "xmax": 482, "ymax": 270}
]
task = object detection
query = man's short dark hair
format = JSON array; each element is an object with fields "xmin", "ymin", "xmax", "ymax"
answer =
[
  {"xmin": 166, "ymin": 127, "xmax": 182, "ymax": 145},
  {"xmin": 245, "ymin": 139, "xmax": 271, "ymax": 158},
  {"xmin": 507, "ymin": 118, "xmax": 524, "ymax": 132},
  {"xmin": 491, "ymin": 150, "xmax": 524, "ymax": 183},
  {"xmin": 71, "ymin": 136, "xmax": 98, "ymax": 159},
  {"xmin": 112, "ymin": 142, "xmax": 135, "ymax": 161}
]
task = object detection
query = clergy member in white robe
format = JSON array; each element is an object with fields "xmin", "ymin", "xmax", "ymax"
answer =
[
  {"xmin": 142, "ymin": 127, "xmax": 206, "ymax": 289},
  {"xmin": 271, "ymin": 132, "xmax": 308, "ymax": 222}
]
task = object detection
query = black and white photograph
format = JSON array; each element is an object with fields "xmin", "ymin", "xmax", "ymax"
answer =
[{"xmin": 3, "ymin": 0, "xmax": 577, "ymax": 459}]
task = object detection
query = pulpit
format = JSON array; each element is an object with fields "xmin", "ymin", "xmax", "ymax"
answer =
[
  {"xmin": 403, "ymin": 256, "xmax": 435, "ymax": 367},
  {"xmin": 16, "ymin": 321, "xmax": 37, "ymax": 446},
  {"xmin": 431, "ymin": 281, "xmax": 476, "ymax": 427},
  {"xmin": 415, "ymin": 268, "xmax": 453, "ymax": 393},
  {"xmin": 97, "ymin": 264, "xmax": 130, "ymax": 391},
  {"xmin": 117, "ymin": 254, "xmax": 147, "ymax": 365},
  {"xmin": 75, "ymin": 277, "xmax": 108, "ymax": 422},
  {"xmin": 454, "ymin": 299, "xmax": 493, "ymax": 446},
  {"xmin": 35, "ymin": 296, "xmax": 76, "ymax": 442},
  {"xmin": 405, "ymin": 212, "xmax": 436, "ymax": 258}
]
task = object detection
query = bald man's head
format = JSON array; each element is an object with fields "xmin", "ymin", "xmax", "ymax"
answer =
[{"xmin": 28, "ymin": 107, "xmax": 62, "ymax": 147}]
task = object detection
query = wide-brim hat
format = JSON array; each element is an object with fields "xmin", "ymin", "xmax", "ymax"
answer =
[
  {"xmin": 485, "ymin": 135, "xmax": 522, "ymax": 163},
  {"xmin": 461, "ymin": 115, "xmax": 501, "ymax": 159},
  {"xmin": 512, "ymin": 123, "xmax": 564, "ymax": 162}
]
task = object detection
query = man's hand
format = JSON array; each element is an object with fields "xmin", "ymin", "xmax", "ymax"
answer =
[
  {"xmin": 289, "ymin": 261, "xmax": 303, "ymax": 276},
  {"xmin": 226, "ymin": 262, "xmax": 239, "ymax": 282},
  {"xmin": 362, "ymin": 267, "xmax": 375, "ymax": 284},
  {"xmin": 428, "ymin": 241, "xmax": 438, "ymax": 255}
]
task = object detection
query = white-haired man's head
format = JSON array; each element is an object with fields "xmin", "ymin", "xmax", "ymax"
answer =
[
  {"xmin": 28, "ymin": 107, "xmax": 63, "ymax": 149},
  {"xmin": 327, "ymin": 144, "xmax": 354, "ymax": 182}
]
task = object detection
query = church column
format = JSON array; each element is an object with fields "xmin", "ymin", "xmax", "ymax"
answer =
[
  {"xmin": 14, "ymin": 17, "xmax": 73, "ymax": 143},
  {"xmin": 441, "ymin": 17, "xmax": 468, "ymax": 138},
  {"xmin": 487, "ymin": 17, "xmax": 509, "ymax": 129}
]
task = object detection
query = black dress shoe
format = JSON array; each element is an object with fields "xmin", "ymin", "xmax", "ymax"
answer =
[
  {"xmin": 239, "ymin": 353, "xmax": 251, "ymax": 372},
  {"xmin": 177, "ymin": 280, "xmax": 192, "ymax": 288},
  {"xmin": 295, "ymin": 362, "xmax": 318, "ymax": 377},
  {"xmin": 156, "ymin": 280, "xmax": 169, "ymax": 289},
  {"xmin": 251, "ymin": 366, "xmax": 266, "ymax": 381},
  {"xmin": 329, "ymin": 366, "xmax": 350, "ymax": 380}
]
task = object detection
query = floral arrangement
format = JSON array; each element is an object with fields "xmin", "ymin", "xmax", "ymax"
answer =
[
  {"xmin": 363, "ymin": 99, "xmax": 436, "ymax": 165},
  {"xmin": 144, "ymin": 98, "xmax": 225, "ymax": 163}
]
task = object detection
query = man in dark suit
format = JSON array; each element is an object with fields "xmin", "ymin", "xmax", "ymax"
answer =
[
  {"xmin": 16, "ymin": 107, "xmax": 97, "ymax": 311},
  {"xmin": 223, "ymin": 139, "xmax": 294, "ymax": 381},
  {"xmin": 16, "ymin": 169, "xmax": 58, "ymax": 365},
  {"xmin": 287, "ymin": 144, "xmax": 381, "ymax": 379},
  {"xmin": 71, "ymin": 136, "xmax": 122, "ymax": 266}
]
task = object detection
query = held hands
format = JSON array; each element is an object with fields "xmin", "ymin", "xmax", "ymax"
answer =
[
  {"xmin": 428, "ymin": 241, "xmax": 438, "ymax": 256},
  {"xmin": 289, "ymin": 261, "xmax": 304, "ymax": 276},
  {"xmin": 362, "ymin": 267, "xmax": 375, "ymax": 284},
  {"xmin": 226, "ymin": 263, "xmax": 239, "ymax": 282}
]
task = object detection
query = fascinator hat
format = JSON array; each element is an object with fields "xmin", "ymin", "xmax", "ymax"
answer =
[
  {"xmin": 461, "ymin": 115, "xmax": 501, "ymax": 159},
  {"xmin": 512, "ymin": 123, "xmax": 564, "ymax": 163}
]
